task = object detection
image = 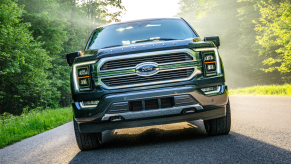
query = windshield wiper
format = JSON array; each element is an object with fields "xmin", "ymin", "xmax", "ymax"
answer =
[
  {"xmin": 132, "ymin": 38, "xmax": 176, "ymax": 43},
  {"xmin": 101, "ymin": 45, "xmax": 123, "ymax": 49}
]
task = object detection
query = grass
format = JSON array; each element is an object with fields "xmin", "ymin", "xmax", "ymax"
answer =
[
  {"xmin": 0, "ymin": 107, "xmax": 72, "ymax": 148},
  {"xmin": 229, "ymin": 84, "xmax": 291, "ymax": 96}
]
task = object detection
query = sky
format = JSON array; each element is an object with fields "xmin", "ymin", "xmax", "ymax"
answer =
[{"xmin": 120, "ymin": 0, "xmax": 181, "ymax": 21}]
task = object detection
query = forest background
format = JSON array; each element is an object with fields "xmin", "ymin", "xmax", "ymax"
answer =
[{"xmin": 1, "ymin": 0, "xmax": 290, "ymax": 115}]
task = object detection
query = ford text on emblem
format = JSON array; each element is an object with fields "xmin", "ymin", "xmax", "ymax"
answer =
[{"xmin": 136, "ymin": 62, "xmax": 159, "ymax": 76}]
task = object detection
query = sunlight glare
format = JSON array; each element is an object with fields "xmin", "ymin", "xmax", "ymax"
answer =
[{"xmin": 120, "ymin": 0, "xmax": 180, "ymax": 21}]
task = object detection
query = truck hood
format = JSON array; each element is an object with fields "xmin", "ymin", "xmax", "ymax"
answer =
[{"xmin": 75, "ymin": 38, "xmax": 215, "ymax": 63}]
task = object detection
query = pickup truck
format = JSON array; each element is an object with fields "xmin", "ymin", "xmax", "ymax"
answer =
[{"xmin": 66, "ymin": 17, "xmax": 231, "ymax": 151}]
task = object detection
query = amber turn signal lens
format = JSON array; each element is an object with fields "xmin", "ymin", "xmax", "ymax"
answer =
[
  {"xmin": 78, "ymin": 76, "xmax": 90, "ymax": 79},
  {"xmin": 204, "ymin": 61, "xmax": 216, "ymax": 64}
]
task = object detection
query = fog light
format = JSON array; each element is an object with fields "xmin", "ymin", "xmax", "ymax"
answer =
[
  {"xmin": 109, "ymin": 116, "xmax": 124, "ymax": 122},
  {"xmin": 201, "ymin": 86, "xmax": 221, "ymax": 95},
  {"xmin": 79, "ymin": 78, "xmax": 88, "ymax": 86},
  {"xmin": 83, "ymin": 100, "xmax": 99, "ymax": 106},
  {"xmin": 80, "ymin": 100, "xmax": 99, "ymax": 108},
  {"xmin": 182, "ymin": 108, "xmax": 196, "ymax": 114},
  {"xmin": 207, "ymin": 64, "xmax": 216, "ymax": 71},
  {"xmin": 201, "ymin": 86, "xmax": 217, "ymax": 92}
]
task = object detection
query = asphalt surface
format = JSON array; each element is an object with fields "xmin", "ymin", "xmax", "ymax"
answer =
[{"xmin": 1, "ymin": 96, "xmax": 291, "ymax": 164}]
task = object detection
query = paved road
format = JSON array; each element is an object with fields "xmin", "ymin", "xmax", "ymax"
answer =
[{"xmin": 1, "ymin": 96, "xmax": 291, "ymax": 164}]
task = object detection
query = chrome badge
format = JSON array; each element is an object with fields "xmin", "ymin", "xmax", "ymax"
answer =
[{"xmin": 136, "ymin": 62, "xmax": 159, "ymax": 76}]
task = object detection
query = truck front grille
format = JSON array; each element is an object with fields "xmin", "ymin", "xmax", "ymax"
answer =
[
  {"xmin": 101, "ymin": 53, "xmax": 193, "ymax": 70},
  {"xmin": 102, "ymin": 68, "xmax": 194, "ymax": 87},
  {"xmin": 97, "ymin": 49, "xmax": 201, "ymax": 89}
]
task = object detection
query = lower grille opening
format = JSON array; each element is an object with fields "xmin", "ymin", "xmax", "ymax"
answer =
[
  {"xmin": 129, "ymin": 97, "xmax": 175, "ymax": 111},
  {"xmin": 161, "ymin": 97, "xmax": 173, "ymax": 108},
  {"xmin": 109, "ymin": 95, "xmax": 199, "ymax": 114},
  {"xmin": 130, "ymin": 101, "xmax": 143, "ymax": 111},
  {"xmin": 145, "ymin": 99, "xmax": 158, "ymax": 110}
]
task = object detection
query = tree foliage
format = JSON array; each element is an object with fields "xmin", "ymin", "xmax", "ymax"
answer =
[
  {"xmin": 177, "ymin": 0, "xmax": 290, "ymax": 88},
  {"xmin": 252, "ymin": 0, "xmax": 291, "ymax": 81},
  {"xmin": 0, "ymin": 0, "xmax": 51, "ymax": 114},
  {"xmin": 1, "ymin": 0, "xmax": 126, "ymax": 115}
]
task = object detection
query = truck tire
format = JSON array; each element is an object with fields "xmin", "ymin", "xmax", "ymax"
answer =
[
  {"xmin": 203, "ymin": 100, "xmax": 231, "ymax": 135},
  {"xmin": 73, "ymin": 119, "xmax": 102, "ymax": 151}
]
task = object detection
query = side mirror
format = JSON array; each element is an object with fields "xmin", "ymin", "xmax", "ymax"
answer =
[
  {"xmin": 66, "ymin": 51, "xmax": 81, "ymax": 66},
  {"xmin": 204, "ymin": 36, "xmax": 220, "ymax": 48}
]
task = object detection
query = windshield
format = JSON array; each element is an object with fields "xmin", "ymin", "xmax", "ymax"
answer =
[{"xmin": 87, "ymin": 19, "xmax": 197, "ymax": 50}]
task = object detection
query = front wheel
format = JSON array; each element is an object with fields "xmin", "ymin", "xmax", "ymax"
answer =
[
  {"xmin": 73, "ymin": 119, "xmax": 102, "ymax": 151},
  {"xmin": 203, "ymin": 100, "xmax": 231, "ymax": 135}
]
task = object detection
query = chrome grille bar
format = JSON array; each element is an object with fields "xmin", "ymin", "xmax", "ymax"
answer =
[
  {"xmin": 102, "ymin": 68, "xmax": 194, "ymax": 87},
  {"xmin": 101, "ymin": 53, "xmax": 193, "ymax": 70}
]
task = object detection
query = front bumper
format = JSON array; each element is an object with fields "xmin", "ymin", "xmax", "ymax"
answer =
[
  {"xmin": 73, "ymin": 84, "xmax": 228, "ymax": 132},
  {"xmin": 78, "ymin": 107, "xmax": 225, "ymax": 133}
]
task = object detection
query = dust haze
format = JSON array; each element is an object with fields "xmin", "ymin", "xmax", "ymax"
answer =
[{"xmin": 176, "ymin": 0, "xmax": 288, "ymax": 89}]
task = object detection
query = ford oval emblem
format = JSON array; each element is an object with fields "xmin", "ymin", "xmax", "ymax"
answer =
[{"xmin": 136, "ymin": 62, "xmax": 159, "ymax": 76}]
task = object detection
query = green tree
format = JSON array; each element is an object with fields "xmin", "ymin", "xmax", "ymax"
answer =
[
  {"xmin": 0, "ymin": 0, "xmax": 126, "ymax": 115},
  {"xmin": 0, "ymin": 0, "xmax": 51, "ymax": 114},
  {"xmin": 18, "ymin": 0, "xmax": 126, "ymax": 108},
  {"xmin": 252, "ymin": 0, "xmax": 291, "ymax": 82},
  {"xmin": 177, "ymin": 0, "xmax": 286, "ymax": 88}
]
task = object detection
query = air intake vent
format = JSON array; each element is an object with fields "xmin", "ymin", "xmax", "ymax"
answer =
[{"xmin": 129, "ymin": 97, "xmax": 174, "ymax": 112}]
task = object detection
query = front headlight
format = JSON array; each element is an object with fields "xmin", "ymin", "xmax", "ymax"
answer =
[
  {"xmin": 79, "ymin": 77, "xmax": 89, "ymax": 86},
  {"xmin": 202, "ymin": 51, "xmax": 217, "ymax": 76},
  {"xmin": 206, "ymin": 63, "xmax": 216, "ymax": 71},
  {"xmin": 77, "ymin": 66, "xmax": 90, "ymax": 88},
  {"xmin": 73, "ymin": 60, "xmax": 97, "ymax": 91},
  {"xmin": 205, "ymin": 54, "xmax": 214, "ymax": 61},
  {"xmin": 78, "ymin": 68, "xmax": 88, "ymax": 76}
]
